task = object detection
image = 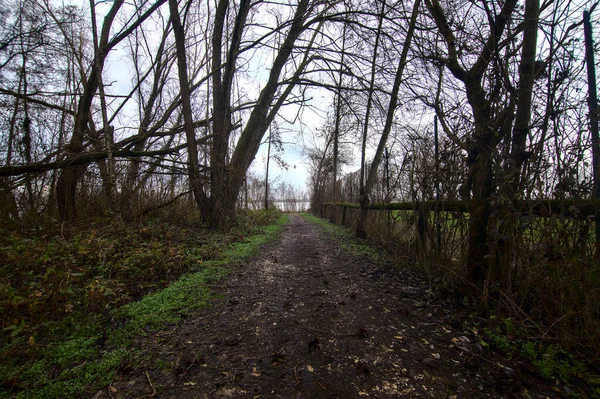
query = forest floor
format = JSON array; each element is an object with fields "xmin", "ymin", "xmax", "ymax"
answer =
[{"xmin": 96, "ymin": 214, "xmax": 580, "ymax": 398}]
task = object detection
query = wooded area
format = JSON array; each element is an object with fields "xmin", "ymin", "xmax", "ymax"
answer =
[{"xmin": 0, "ymin": 0, "xmax": 599, "ymax": 367}]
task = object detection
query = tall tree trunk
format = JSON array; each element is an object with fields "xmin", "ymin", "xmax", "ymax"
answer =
[
  {"xmin": 358, "ymin": 0, "xmax": 386, "ymax": 233},
  {"xmin": 508, "ymin": 0, "xmax": 540, "ymax": 195},
  {"xmin": 357, "ymin": 0, "xmax": 421, "ymax": 238},
  {"xmin": 169, "ymin": 0, "xmax": 209, "ymax": 216},
  {"xmin": 584, "ymin": 9, "xmax": 600, "ymax": 253},
  {"xmin": 331, "ymin": 23, "xmax": 347, "ymax": 224},
  {"xmin": 265, "ymin": 128, "xmax": 271, "ymax": 210},
  {"xmin": 496, "ymin": 0, "xmax": 539, "ymax": 285},
  {"xmin": 90, "ymin": 0, "xmax": 117, "ymax": 209},
  {"xmin": 56, "ymin": 0, "xmax": 124, "ymax": 222},
  {"xmin": 461, "ymin": 75, "xmax": 497, "ymax": 285},
  {"xmin": 426, "ymin": 0, "xmax": 518, "ymax": 288},
  {"xmin": 208, "ymin": 0, "xmax": 252, "ymax": 228},
  {"xmin": 55, "ymin": 0, "xmax": 166, "ymax": 222},
  {"xmin": 359, "ymin": 0, "xmax": 386, "ymax": 189},
  {"xmin": 207, "ymin": 0, "xmax": 314, "ymax": 229}
]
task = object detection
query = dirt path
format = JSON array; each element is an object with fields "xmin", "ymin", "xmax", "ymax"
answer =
[{"xmin": 99, "ymin": 214, "xmax": 555, "ymax": 398}]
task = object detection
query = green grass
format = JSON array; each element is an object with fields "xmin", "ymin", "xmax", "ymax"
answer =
[{"xmin": 0, "ymin": 210, "xmax": 288, "ymax": 399}]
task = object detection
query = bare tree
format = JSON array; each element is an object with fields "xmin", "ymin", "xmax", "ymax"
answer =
[
  {"xmin": 200, "ymin": 0, "xmax": 329, "ymax": 228},
  {"xmin": 55, "ymin": 0, "xmax": 167, "ymax": 222},
  {"xmin": 356, "ymin": 0, "xmax": 421, "ymax": 238}
]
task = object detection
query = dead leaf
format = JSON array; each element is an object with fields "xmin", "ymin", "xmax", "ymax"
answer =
[
  {"xmin": 379, "ymin": 344, "xmax": 393, "ymax": 352},
  {"xmin": 432, "ymin": 353, "xmax": 440, "ymax": 359}
]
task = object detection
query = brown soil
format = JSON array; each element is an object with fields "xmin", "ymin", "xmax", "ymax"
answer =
[{"xmin": 95, "ymin": 214, "xmax": 564, "ymax": 398}]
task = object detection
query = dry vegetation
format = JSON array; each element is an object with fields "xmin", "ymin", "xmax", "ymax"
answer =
[
  {"xmin": 0, "ymin": 206, "xmax": 284, "ymax": 398},
  {"xmin": 316, "ymin": 206, "xmax": 600, "ymax": 392}
]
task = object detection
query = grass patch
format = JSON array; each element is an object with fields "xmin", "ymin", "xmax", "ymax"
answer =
[{"xmin": 1, "ymin": 210, "xmax": 287, "ymax": 398}]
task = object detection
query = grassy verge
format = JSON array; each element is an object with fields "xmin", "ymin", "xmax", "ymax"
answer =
[{"xmin": 0, "ymin": 210, "xmax": 287, "ymax": 398}]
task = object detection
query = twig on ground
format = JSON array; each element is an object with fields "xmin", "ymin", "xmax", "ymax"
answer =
[
  {"xmin": 145, "ymin": 371, "xmax": 157, "ymax": 397},
  {"xmin": 294, "ymin": 361, "xmax": 300, "ymax": 385},
  {"xmin": 108, "ymin": 371, "xmax": 118, "ymax": 399},
  {"xmin": 541, "ymin": 310, "xmax": 580, "ymax": 339},
  {"xmin": 132, "ymin": 371, "xmax": 157, "ymax": 399}
]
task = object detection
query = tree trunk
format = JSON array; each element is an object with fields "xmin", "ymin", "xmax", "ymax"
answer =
[
  {"xmin": 90, "ymin": 0, "xmax": 117, "ymax": 209},
  {"xmin": 331, "ymin": 23, "xmax": 347, "ymax": 224},
  {"xmin": 208, "ymin": 0, "xmax": 312, "ymax": 229},
  {"xmin": 508, "ymin": 0, "xmax": 540, "ymax": 190},
  {"xmin": 465, "ymin": 146, "xmax": 494, "ymax": 284},
  {"xmin": 497, "ymin": 0, "xmax": 539, "ymax": 285},
  {"xmin": 0, "ymin": 178, "xmax": 19, "ymax": 225},
  {"xmin": 265, "ymin": 129, "xmax": 271, "ymax": 210},
  {"xmin": 426, "ymin": 0, "xmax": 519, "ymax": 289},
  {"xmin": 55, "ymin": 0, "xmax": 165, "ymax": 222},
  {"xmin": 357, "ymin": 0, "xmax": 421, "ymax": 238},
  {"xmin": 207, "ymin": 0, "xmax": 251, "ymax": 229},
  {"xmin": 56, "ymin": 0, "xmax": 125, "ymax": 223},
  {"xmin": 56, "ymin": 165, "xmax": 84, "ymax": 222},
  {"xmin": 584, "ymin": 9, "xmax": 600, "ymax": 253},
  {"xmin": 358, "ymin": 0, "xmax": 386, "ymax": 234},
  {"xmin": 463, "ymin": 77, "xmax": 496, "ymax": 285},
  {"xmin": 169, "ymin": 0, "xmax": 209, "ymax": 219}
]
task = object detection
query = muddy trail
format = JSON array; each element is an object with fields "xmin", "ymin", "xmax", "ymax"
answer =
[{"xmin": 97, "ymin": 214, "xmax": 559, "ymax": 398}]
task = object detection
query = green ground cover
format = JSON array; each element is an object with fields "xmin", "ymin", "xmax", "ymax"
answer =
[{"xmin": 0, "ymin": 210, "xmax": 287, "ymax": 398}]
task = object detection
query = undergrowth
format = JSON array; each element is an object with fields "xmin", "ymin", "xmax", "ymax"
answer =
[
  {"xmin": 305, "ymin": 212, "xmax": 600, "ymax": 397},
  {"xmin": 482, "ymin": 318, "xmax": 600, "ymax": 398},
  {"xmin": 0, "ymin": 209, "xmax": 286, "ymax": 398}
]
